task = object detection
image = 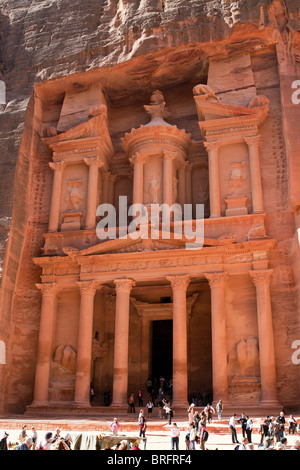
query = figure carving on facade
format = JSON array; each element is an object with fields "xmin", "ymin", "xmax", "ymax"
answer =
[
  {"xmin": 65, "ymin": 179, "xmax": 84, "ymax": 210},
  {"xmin": 148, "ymin": 177, "xmax": 161, "ymax": 204},
  {"xmin": 193, "ymin": 84, "xmax": 218, "ymax": 102},
  {"xmin": 53, "ymin": 344, "xmax": 77, "ymax": 373},
  {"xmin": 228, "ymin": 337, "xmax": 260, "ymax": 380},
  {"xmin": 226, "ymin": 162, "xmax": 247, "ymax": 195},
  {"xmin": 269, "ymin": 0, "xmax": 296, "ymax": 64}
]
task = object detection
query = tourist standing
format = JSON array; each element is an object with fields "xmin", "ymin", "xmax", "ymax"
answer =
[
  {"xmin": 139, "ymin": 416, "xmax": 147, "ymax": 439},
  {"xmin": 110, "ymin": 418, "xmax": 121, "ymax": 435},
  {"xmin": 170, "ymin": 423, "xmax": 180, "ymax": 451},
  {"xmin": 216, "ymin": 400, "xmax": 223, "ymax": 420},
  {"xmin": 288, "ymin": 415, "xmax": 297, "ymax": 435},
  {"xmin": 229, "ymin": 414, "xmax": 239, "ymax": 444},
  {"xmin": 238, "ymin": 413, "xmax": 247, "ymax": 438},
  {"xmin": 146, "ymin": 400, "xmax": 154, "ymax": 415},
  {"xmin": 246, "ymin": 416, "xmax": 253, "ymax": 444},
  {"xmin": 199, "ymin": 422, "xmax": 208, "ymax": 450},
  {"xmin": 137, "ymin": 390, "xmax": 143, "ymax": 407},
  {"xmin": 189, "ymin": 422, "xmax": 196, "ymax": 450},
  {"xmin": 276, "ymin": 411, "xmax": 286, "ymax": 441},
  {"xmin": 128, "ymin": 394, "xmax": 135, "ymax": 413},
  {"xmin": 187, "ymin": 404, "xmax": 195, "ymax": 423}
]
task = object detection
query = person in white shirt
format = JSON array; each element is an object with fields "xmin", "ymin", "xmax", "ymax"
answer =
[
  {"xmin": 246, "ymin": 417, "xmax": 253, "ymax": 443},
  {"xmin": 229, "ymin": 414, "xmax": 239, "ymax": 444},
  {"xmin": 171, "ymin": 423, "xmax": 180, "ymax": 450}
]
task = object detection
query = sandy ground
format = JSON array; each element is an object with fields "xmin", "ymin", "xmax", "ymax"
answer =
[{"xmin": 1, "ymin": 418, "xmax": 300, "ymax": 451}]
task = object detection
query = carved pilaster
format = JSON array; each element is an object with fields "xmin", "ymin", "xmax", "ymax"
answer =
[{"xmin": 204, "ymin": 140, "xmax": 221, "ymax": 218}]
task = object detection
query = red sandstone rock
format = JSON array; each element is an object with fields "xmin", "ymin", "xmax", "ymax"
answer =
[{"xmin": 0, "ymin": 0, "xmax": 300, "ymax": 415}]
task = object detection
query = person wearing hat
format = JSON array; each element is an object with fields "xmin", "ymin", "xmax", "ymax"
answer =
[
  {"xmin": 38, "ymin": 432, "xmax": 53, "ymax": 450},
  {"xmin": 0, "ymin": 432, "xmax": 9, "ymax": 450}
]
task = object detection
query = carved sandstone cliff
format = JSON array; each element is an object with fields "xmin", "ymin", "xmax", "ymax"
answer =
[{"xmin": 1, "ymin": 0, "xmax": 300, "ymax": 413}]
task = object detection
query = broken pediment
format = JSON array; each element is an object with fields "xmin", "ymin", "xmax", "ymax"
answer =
[
  {"xmin": 193, "ymin": 84, "xmax": 269, "ymax": 138},
  {"xmin": 42, "ymin": 107, "xmax": 114, "ymax": 167}
]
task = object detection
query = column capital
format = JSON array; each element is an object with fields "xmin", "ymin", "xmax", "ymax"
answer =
[
  {"xmin": 244, "ymin": 135, "xmax": 262, "ymax": 148},
  {"xmin": 84, "ymin": 157, "xmax": 104, "ymax": 168},
  {"xmin": 114, "ymin": 278, "xmax": 136, "ymax": 294},
  {"xmin": 204, "ymin": 272, "xmax": 228, "ymax": 288},
  {"xmin": 167, "ymin": 275, "xmax": 190, "ymax": 290},
  {"xmin": 49, "ymin": 161, "xmax": 66, "ymax": 172},
  {"xmin": 249, "ymin": 269, "xmax": 273, "ymax": 286},
  {"xmin": 203, "ymin": 140, "xmax": 220, "ymax": 152},
  {"xmin": 163, "ymin": 150, "xmax": 178, "ymax": 161},
  {"xmin": 36, "ymin": 282, "xmax": 57, "ymax": 297},
  {"xmin": 129, "ymin": 152, "xmax": 148, "ymax": 165},
  {"xmin": 76, "ymin": 281, "xmax": 97, "ymax": 295}
]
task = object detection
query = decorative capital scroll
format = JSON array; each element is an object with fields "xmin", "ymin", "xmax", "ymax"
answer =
[
  {"xmin": 249, "ymin": 269, "xmax": 273, "ymax": 287},
  {"xmin": 167, "ymin": 275, "xmax": 190, "ymax": 291},
  {"xmin": 244, "ymin": 135, "xmax": 262, "ymax": 148},
  {"xmin": 163, "ymin": 150, "xmax": 178, "ymax": 161},
  {"xmin": 129, "ymin": 152, "xmax": 148, "ymax": 166},
  {"xmin": 49, "ymin": 161, "xmax": 66, "ymax": 172},
  {"xmin": 84, "ymin": 157, "xmax": 104, "ymax": 168},
  {"xmin": 114, "ymin": 278, "xmax": 136, "ymax": 294},
  {"xmin": 76, "ymin": 281, "xmax": 97, "ymax": 296},
  {"xmin": 204, "ymin": 272, "xmax": 228, "ymax": 289},
  {"xmin": 203, "ymin": 140, "xmax": 221, "ymax": 152},
  {"xmin": 36, "ymin": 282, "xmax": 57, "ymax": 297}
]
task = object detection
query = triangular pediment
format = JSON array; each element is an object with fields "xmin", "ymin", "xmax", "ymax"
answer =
[{"xmin": 62, "ymin": 228, "xmax": 237, "ymax": 257}]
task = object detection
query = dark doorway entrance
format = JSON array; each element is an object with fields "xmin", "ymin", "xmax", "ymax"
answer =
[{"xmin": 151, "ymin": 320, "xmax": 173, "ymax": 380}]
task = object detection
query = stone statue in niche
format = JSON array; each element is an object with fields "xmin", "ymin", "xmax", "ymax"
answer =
[
  {"xmin": 148, "ymin": 177, "xmax": 161, "ymax": 204},
  {"xmin": 65, "ymin": 179, "xmax": 84, "ymax": 210},
  {"xmin": 53, "ymin": 344, "xmax": 77, "ymax": 373},
  {"xmin": 228, "ymin": 337, "xmax": 260, "ymax": 381},
  {"xmin": 226, "ymin": 162, "xmax": 246, "ymax": 195},
  {"xmin": 269, "ymin": 0, "xmax": 296, "ymax": 64}
]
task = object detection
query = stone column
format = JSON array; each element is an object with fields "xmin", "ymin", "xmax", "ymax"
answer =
[
  {"xmin": 204, "ymin": 141, "xmax": 221, "ymax": 218},
  {"xmin": 130, "ymin": 153, "xmax": 145, "ymax": 206},
  {"xmin": 102, "ymin": 172, "xmax": 111, "ymax": 204},
  {"xmin": 74, "ymin": 281, "xmax": 97, "ymax": 405},
  {"xmin": 167, "ymin": 275, "xmax": 190, "ymax": 407},
  {"xmin": 185, "ymin": 163, "xmax": 193, "ymax": 206},
  {"xmin": 204, "ymin": 272, "xmax": 229, "ymax": 404},
  {"xmin": 112, "ymin": 279, "xmax": 135, "ymax": 406},
  {"xmin": 48, "ymin": 161, "xmax": 66, "ymax": 232},
  {"xmin": 108, "ymin": 174, "xmax": 117, "ymax": 205},
  {"xmin": 178, "ymin": 161, "xmax": 187, "ymax": 209},
  {"xmin": 245, "ymin": 136, "xmax": 264, "ymax": 214},
  {"xmin": 163, "ymin": 151, "xmax": 176, "ymax": 207},
  {"xmin": 84, "ymin": 158, "xmax": 104, "ymax": 229},
  {"xmin": 249, "ymin": 269, "xmax": 279, "ymax": 405},
  {"xmin": 33, "ymin": 283, "xmax": 57, "ymax": 405}
]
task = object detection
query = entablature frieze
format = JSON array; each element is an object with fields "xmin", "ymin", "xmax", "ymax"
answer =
[{"xmin": 34, "ymin": 238, "xmax": 276, "ymax": 287}]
